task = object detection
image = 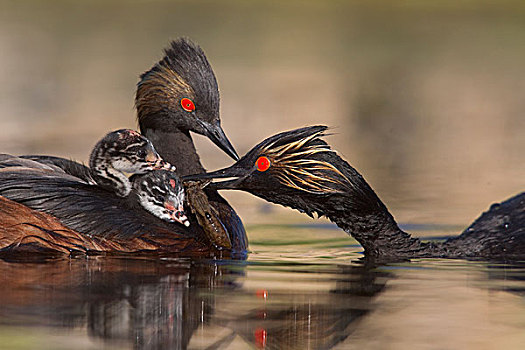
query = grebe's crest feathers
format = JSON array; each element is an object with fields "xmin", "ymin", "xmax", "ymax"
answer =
[
  {"xmin": 250, "ymin": 125, "xmax": 352, "ymax": 194},
  {"xmin": 136, "ymin": 38, "xmax": 219, "ymax": 128}
]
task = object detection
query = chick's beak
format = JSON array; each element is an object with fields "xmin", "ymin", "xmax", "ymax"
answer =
[
  {"xmin": 172, "ymin": 206, "xmax": 190, "ymax": 227},
  {"xmin": 163, "ymin": 200, "xmax": 189, "ymax": 226},
  {"xmin": 148, "ymin": 152, "xmax": 176, "ymax": 171}
]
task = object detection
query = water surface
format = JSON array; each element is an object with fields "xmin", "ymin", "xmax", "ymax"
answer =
[{"xmin": 1, "ymin": 226, "xmax": 524, "ymax": 350}]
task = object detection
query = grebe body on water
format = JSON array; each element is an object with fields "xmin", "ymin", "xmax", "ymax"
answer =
[
  {"xmin": 0, "ymin": 130, "xmax": 200, "ymax": 254},
  {"xmin": 0, "ymin": 39, "xmax": 247, "ymax": 256}
]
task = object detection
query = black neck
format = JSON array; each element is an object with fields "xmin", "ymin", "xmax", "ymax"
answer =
[
  {"xmin": 143, "ymin": 128, "xmax": 205, "ymax": 177},
  {"xmin": 324, "ymin": 201, "xmax": 443, "ymax": 258},
  {"xmin": 300, "ymin": 152, "xmax": 446, "ymax": 258}
]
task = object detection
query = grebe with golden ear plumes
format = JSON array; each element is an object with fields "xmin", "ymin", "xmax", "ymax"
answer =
[{"xmin": 186, "ymin": 126, "xmax": 525, "ymax": 260}]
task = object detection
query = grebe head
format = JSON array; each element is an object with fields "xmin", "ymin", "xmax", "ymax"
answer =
[
  {"xmin": 136, "ymin": 38, "xmax": 238, "ymax": 161},
  {"xmin": 184, "ymin": 126, "xmax": 380, "ymax": 218},
  {"xmin": 133, "ymin": 170, "xmax": 189, "ymax": 226},
  {"xmin": 90, "ymin": 129, "xmax": 175, "ymax": 197}
]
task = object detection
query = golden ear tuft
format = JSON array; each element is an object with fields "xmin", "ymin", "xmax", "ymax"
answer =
[{"xmin": 260, "ymin": 131, "xmax": 351, "ymax": 194}]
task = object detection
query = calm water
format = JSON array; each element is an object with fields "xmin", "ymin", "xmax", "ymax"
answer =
[
  {"xmin": 1, "ymin": 226, "xmax": 525, "ymax": 350},
  {"xmin": 1, "ymin": 1, "xmax": 525, "ymax": 349}
]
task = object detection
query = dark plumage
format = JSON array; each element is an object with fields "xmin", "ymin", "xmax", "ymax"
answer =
[
  {"xmin": 137, "ymin": 39, "xmax": 219, "ymax": 131},
  {"xmin": 186, "ymin": 126, "xmax": 525, "ymax": 260},
  {"xmin": 0, "ymin": 167, "xmax": 186, "ymax": 239},
  {"xmin": 19, "ymin": 155, "xmax": 94, "ymax": 184}
]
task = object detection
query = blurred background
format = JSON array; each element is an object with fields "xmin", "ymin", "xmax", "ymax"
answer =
[{"xmin": 0, "ymin": 0, "xmax": 524, "ymax": 234}]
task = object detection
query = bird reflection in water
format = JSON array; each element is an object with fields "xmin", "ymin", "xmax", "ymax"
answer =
[
  {"xmin": 0, "ymin": 257, "xmax": 392, "ymax": 349},
  {"xmin": 222, "ymin": 263, "xmax": 388, "ymax": 350}
]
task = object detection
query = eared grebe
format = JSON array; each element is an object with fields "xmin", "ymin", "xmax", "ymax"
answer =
[{"xmin": 186, "ymin": 126, "xmax": 525, "ymax": 260}]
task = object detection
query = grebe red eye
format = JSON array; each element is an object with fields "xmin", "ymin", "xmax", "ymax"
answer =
[
  {"xmin": 256, "ymin": 156, "xmax": 270, "ymax": 172},
  {"xmin": 180, "ymin": 98, "xmax": 195, "ymax": 112},
  {"xmin": 169, "ymin": 179, "xmax": 176, "ymax": 188}
]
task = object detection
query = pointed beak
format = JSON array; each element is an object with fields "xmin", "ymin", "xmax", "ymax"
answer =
[
  {"xmin": 156, "ymin": 159, "xmax": 177, "ymax": 172},
  {"xmin": 183, "ymin": 164, "xmax": 247, "ymax": 190},
  {"xmin": 200, "ymin": 121, "xmax": 239, "ymax": 161},
  {"xmin": 147, "ymin": 152, "xmax": 176, "ymax": 172},
  {"xmin": 169, "ymin": 203, "xmax": 190, "ymax": 227}
]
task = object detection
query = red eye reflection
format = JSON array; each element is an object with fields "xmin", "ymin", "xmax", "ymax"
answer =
[
  {"xmin": 180, "ymin": 98, "xmax": 195, "ymax": 112},
  {"xmin": 255, "ymin": 328, "xmax": 267, "ymax": 348},
  {"xmin": 256, "ymin": 156, "xmax": 271, "ymax": 172}
]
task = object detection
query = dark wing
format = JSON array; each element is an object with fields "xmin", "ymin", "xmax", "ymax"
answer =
[
  {"xmin": 0, "ymin": 166, "xmax": 190, "ymax": 241},
  {"xmin": 0, "ymin": 154, "xmax": 66, "ymax": 172},
  {"xmin": 20, "ymin": 155, "xmax": 96, "ymax": 184}
]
